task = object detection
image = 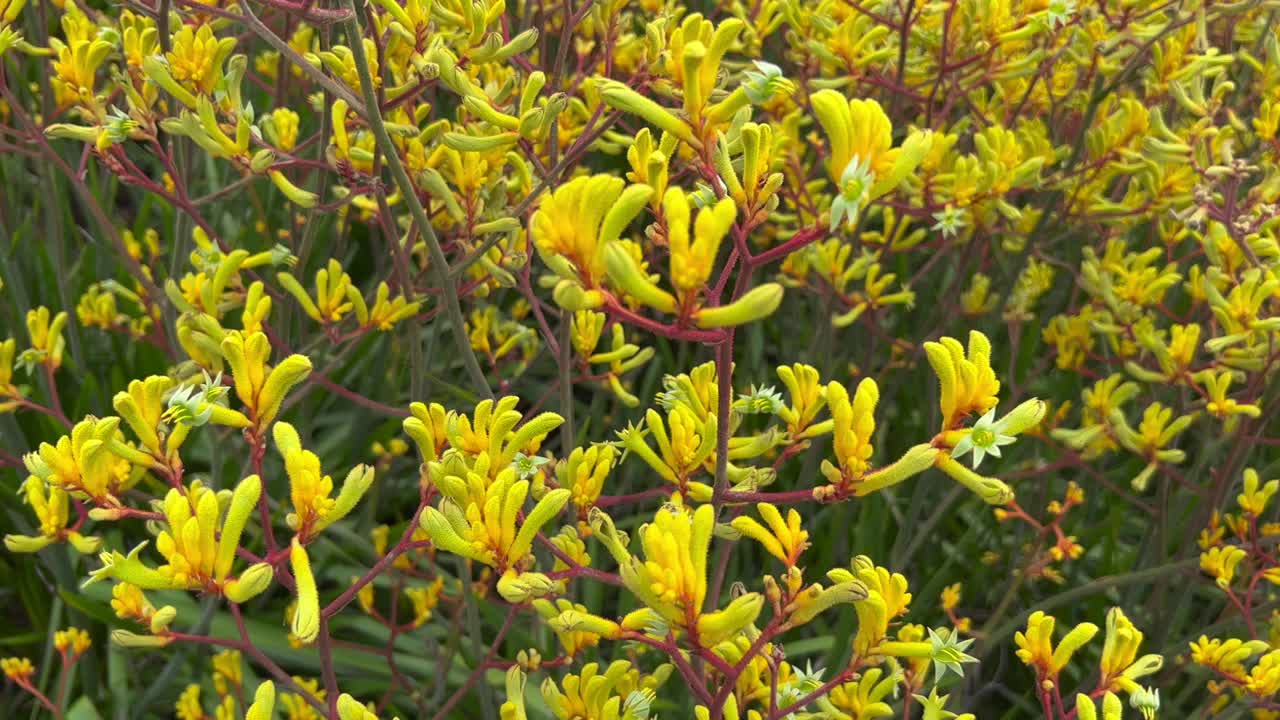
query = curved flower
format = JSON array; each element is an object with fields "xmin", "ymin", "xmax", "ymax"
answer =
[{"xmin": 812, "ymin": 91, "xmax": 932, "ymax": 229}]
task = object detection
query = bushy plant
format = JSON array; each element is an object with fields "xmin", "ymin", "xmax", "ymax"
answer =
[{"xmin": 0, "ymin": 0, "xmax": 1277, "ymax": 717}]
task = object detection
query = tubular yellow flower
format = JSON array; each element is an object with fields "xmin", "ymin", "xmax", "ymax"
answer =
[
  {"xmin": 165, "ymin": 24, "xmax": 235, "ymax": 95},
  {"xmin": 559, "ymin": 443, "xmax": 617, "ymax": 517},
  {"xmin": 534, "ymin": 599, "xmax": 615, "ymax": 656},
  {"xmin": 290, "ymin": 538, "xmax": 320, "ymax": 645},
  {"xmin": 663, "ymin": 187, "xmax": 736, "ymax": 302},
  {"xmin": 84, "ymin": 478, "xmax": 272, "ymax": 601},
  {"xmin": 53, "ymin": 627, "xmax": 91, "ymax": 658},
  {"xmin": 924, "ymin": 330, "xmax": 1001, "ymax": 431},
  {"xmin": 29, "ymin": 417, "xmax": 142, "ymax": 503},
  {"xmin": 1200, "ymin": 545, "xmax": 1245, "ymax": 588},
  {"xmin": 1014, "ymin": 611, "xmax": 1099, "ymax": 679},
  {"xmin": 531, "ymin": 175, "xmax": 654, "ymax": 291},
  {"xmin": 1098, "ymin": 607, "xmax": 1163, "ymax": 694},
  {"xmin": 112, "ymin": 376, "xmax": 175, "ymax": 456},
  {"xmin": 278, "ymin": 259, "xmax": 355, "ymax": 324},
  {"xmin": 776, "ymin": 363, "xmax": 827, "ymax": 439},
  {"xmin": 1, "ymin": 657, "xmax": 34, "ymax": 681},
  {"xmin": 730, "ymin": 502, "xmax": 809, "ymax": 566},
  {"xmin": 274, "ymin": 422, "xmax": 375, "ymax": 540},
  {"xmin": 811, "ymin": 90, "xmax": 931, "ymax": 229},
  {"xmin": 418, "ymin": 470, "xmax": 571, "ymax": 574},
  {"xmin": 24, "ymin": 306, "xmax": 68, "ymax": 370},
  {"xmin": 1238, "ymin": 468, "xmax": 1278, "ymax": 517},
  {"xmin": 5, "ymin": 478, "xmax": 100, "ymax": 554},
  {"xmin": 245, "ymin": 681, "xmax": 275, "ymax": 720},
  {"xmin": 819, "ymin": 378, "xmax": 878, "ymax": 489},
  {"xmin": 403, "ymin": 401, "xmax": 450, "ymax": 465},
  {"xmin": 221, "ymin": 330, "xmax": 312, "ymax": 430},
  {"xmin": 596, "ymin": 503, "xmax": 713, "ymax": 627}
]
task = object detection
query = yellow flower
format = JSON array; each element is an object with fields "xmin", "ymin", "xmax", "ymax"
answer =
[
  {"xmin": 361, "ymin": 282, "xmax": 420, "ymax": 331},
  {"xmin": 175, "ymin": 684, "xmax": 204, "ymax": 720},
  {"xmin": 166, "ymin": 24, "xmax": 235, "ymax": 95},
  {"xmin": 28, "ymin": 417, "xmax": 141, "ymax": 503},
  {"xmin": 85, "ymin": 478, "xmax": 273, "ymax": 603},
  {"xmin": 221, "ymin": 330, "xmax": 313, "ymax": 431},
  {"xmin": 279, "ymin": 677, "xmax": 325, "ymax": 720},
  {"xmin": 1239, "ymin": 468, "xmax": 1279, "ymax": 517},
  {"xmin": 776, "ymin": 363, "xmax": 827, "ymax": 439},
  {"xmin": 811, "ymin": 90, "xmax": 931, "ymax": 229},
  {"xmin": 54, "ymin": 627, "xmax": 91, "ymax": 657},
  {"xmin": 534, "ymin": 598, "xmax": 607, "ymax": 657},
  {"xmin": 924, "ymin": 330, "xmax": 1000, "ymax": 430},
  {"xmin": 593, "ymin": 504, "xmax": 762, "ymax": 644},
  {"xmin": 274, "ymin": 422, "xmax": 376, "ymax": 541},
  {"xmin": 211, "ymin": 649, "xmax": 242, "ymax": 696},
  {"xmin": 277, "ymin": 259, "xmax": 355, "ymax": 324},
  {"xmin": 731, "ymin": 502, "xmax": 810, "ymax": 566},
  {"xmin": 418, "ymin": 469, "xmax": 570, "ymax": 575},
  {"xmin": 110, "ymin": 582, "xmax": 154, "ymax": 622},
  {"xmin": 822, "ymin": 667, "xmax": 897, "ymax": 720},
  {"xmin": 1200, "ymin": 545, "xmax": 1246, "ymax": 588},
  {"xmin": 820, "ymin": 378, "xmax": 878, "ymax": 487},
  {"xmin": 941, "ymin": 583, "xmax": 962, "ymax": 611},
  {"xmin": 1189, "ymin": 636, "xmax": 1269, "ymax": 683},
  {"xmin": 24, "ymin": 306, "xmax": 68, "ymax": 371},
  {"xmin": 540, "ymin": 660, "xmax": 661, "ymax": 720},
  {"xmin": 559, "ymin": 443, "xmax": 616, "ymax": 517},
  {"xmin": 1, "ymin": 657, "xmax": 34, "ymax": 681},
  {"xmin": 264, "ymin": 109, "xmax": 300, "ymax": 151},
  {"xmin": 1247, "ymin": 651, "xmax": 1280, "ymax": 697},
  {"xmin": 5, "ymin": 478, "xmax": 101, "ymax": 554},
  {"xmin": 662, "ymin": 187, "xmax": 736, "ymax": 303},
  {"xmin": 531, "ymin": 175, "xmax": 652, "ymax": 299},
  {"xmin": 1098, "ymin": 608, "xmax": 1163, "ymax": 694},
  {"xmin": 405, "ymin": 577, "xmax": 445, "ymax": 627},
  {"xmin": 1013, "ymin": 610, "xmax": 1099, "ymax": 678}
]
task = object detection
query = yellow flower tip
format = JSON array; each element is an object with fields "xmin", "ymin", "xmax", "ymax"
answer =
[
  {"xmin": 245, "ymin": 681, "xmax": 276, "ymax": 720},
  {"xmin": 288, "ymin": 540, "xmax": 319, "ymax": 643},
  {"xmin": 336, "ymin": 693, "xmax": 379, "ymax": 720},
  {"xmin": 694, "ymin": 283, "xmax": 785, "ymax": 329}
]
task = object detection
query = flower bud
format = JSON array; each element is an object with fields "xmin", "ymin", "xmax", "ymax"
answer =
[
  {"xmin": 257, "ymin": 354, "xmax": 313, "ymax": 428},
  {"xmin": 336, "ymin": 693, "xmax": 377, "ymax": 720},
  {"xmin": 694, "ymin": 284, "xmax": 784, "ymax": 328},
  {"xmin": 3, "ymin": 534, "xmax": 51, "ymax": 553},
  {"xmin": 111, "ymin": 630, "xmax": 172, "ymax": 648},
  {"xmin": 599, "ymin": 80, "xmax": 702, "ymax": 149},
  {"xmin": 603, "ymin": 244, "xmax": 677, "ymax": 313},
  {"xmin": 149, "ymin": 605, "xmax": 178, "ymax": 634},
  {"xmin": 245, "ymin": 681, "xmax": 275, "ymax": 720},
  {"xmin": 250, "ymin": 149, "xmax": 275, "ymax": 174},
  {"xmin": 224, "ymin": 562, "xmax": 274, "ymax": 604},
  {"xmin": 289, "ymin": 540, "xmax": 319, "ymax": 644},
  {"xmin": 269, "ymin": 171, "xmax": 318, "ymax": 208},
  {"xmin": 696, "ymin": 592, "xmax": 764, "ymax": 645},
  {"xmin": 216, "ymin": 475, "xmax": 261, "ymax": 580},
  {"xmin": 936, "ymin": 454, "xmax": 1014, "ymax": 505},
  {"xmin": 496, "ymin": 570, "xmax": 557, "ymax": 603}
]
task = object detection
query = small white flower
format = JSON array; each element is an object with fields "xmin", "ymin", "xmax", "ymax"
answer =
[
  {"xmin": 931, "ymin": 205, "xmax": 967, "ymax": 238},
  {"xmin": 510, "ymin": 452, "xmax": 551, "ymax": 480},
  {"xmin": 1130, "ymin": 686, "xmax": 1159, "ymax": 719},
  {"xmin": 830, "ymin": 155, "xmax": 875, "ymax": 231},
  {"xmin": 950, "ymin": 408, "xmax": 1017, "ymax": 469},
  {"xmin": 927, "ymin": 626, "xmax": 977, "ymax": 683},
  {"xmin": 622, "ymin": 688, "xmax": 655, "ymax": 720},
  {"xmin": 1046, "ymin": 0, "xmax": 1076, "ymax": 28},
  {"xmin": 735, "ymin": 384, "xmax": 785, "ymax": 415},
  {"xmin": 744, "ymin": 60, "xmax": 793, "ymax": 104}
]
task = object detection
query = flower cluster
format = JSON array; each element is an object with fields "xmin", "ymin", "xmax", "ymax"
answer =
[{"xmin": 1, "ymin": 0, "xmax": 1277, "ymax": 717}]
